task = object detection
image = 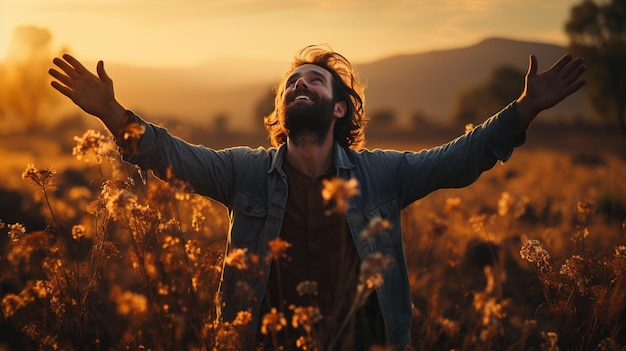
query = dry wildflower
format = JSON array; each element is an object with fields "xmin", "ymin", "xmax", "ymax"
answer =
[
  {"xmin": 559, "ymin": 254, "xmax": 589, "ymax": 295},
  {"xmin": 540, "ymin": 331, "xmax": 559, "ymax": 351},
  {"xmin": 523, "ymin": 319, "xmax": 537, "ymax": 333},
  {"xmin": 437, "ymin": 317, "xmax": 460, "ymax": 337},
  {"xmin": 260, "ymin": 307, "xmax": 287, "ymax": 335},
  {"xmin": 359, "ymin": 253, "xmax": 394, "ymax": 290},
  {"xmin": 498, "ymin": 192, "xmax": 528, "ymax": 218},
  {"xmin": 2, "ymin": 294, "xmax": 25, "ymax": 318},
  {"xmin": 520, "ymin": 239, "xmax": 552, "ymax": 274},
  {"xmin": 21, "ymin": 164, "xmax": 56, "ymax": 189},
  {"xmin": 121, "ymin": 117, "xmax": 146, "ymax": 155},
  {"xmin": 474, "ymin": 293, "xmax": 505, "ymax": 331},
  {"xmin": 1, "ymin": 280, "xmax": 47, "ymax": 318},
  {"xmin": 158, "ymin": 282, "xmax": 169, "ymax": 296},
  {"xmin": 71, "ymin": 224, "xmax": 86, "ymax": 240},
  {"xmin": 165, "ymin": 166, "xmax": 193, "ymax": 201},
  {"xmin": 106, "ymin": 189, "xmax": 138, "ymax": 220},
  {"xmin": 266, "ymin": 237, "xmax": 291, "ymax": 263},
  {"xmin": 101, "ymin": 178, "xmax": 134, "ymax": 199},
  {"xmin": 296, "ymin": 281, "xmax": 319, "ymax": 296},
  {"xmin": 360, "ymin": 217, "xmax": 392, "ymax": 241},
  {"xmin": 232, "ymin": 310, "xmax": 253, "ymax": 327},
  {"xmin": 290, "ymin": 305, "xmax": 323, "ymax": 333},
  {"xmin": 112, "ymin": 287, "xmax": 148, "ymax": 315},
  {"xmin": 86, "ymin": 197, "xmax": 107, "ymax": 216},
  {"xmin": 321, "ymin": 177, "xmax": 359, "ymax": 214},
  {"xmin": 73, "ymin": 129, "xmax": 107, "ymax": 162},
  {"xmin": 465, "ymin": 123, "xmax": 475, "ymax": 134},
  {"xmin": 0, "ymin": 219, "xmax": 5, "ymax": 230},
  {"xmin": 129, "ymin": 204, "xmax": 161, "ymax": 232},
  {"xmin": 32, "ymin": 280, "xmax": 48, "ymax": 298},
  {"xmin": 296, "ymin": 335, "xmax": 316, "ymax": 350},
  {"xmin": 161, "ymin": 235, "xmax": 180, "ymax": 249},
  {"xmin": 570, "ymin": 226, "xmax": 590, "ymax": 248},
  {"xmin": 576, "ymin": 200, "xmax": 596, "ymax": 223},
  {"xmin": 469, "ymin": 214, "xmax": 489, "ymax": 233},
  {"xmin": 185, "ymin": 239, "xmax": 203, "ymax": 261},
  {"xmin": 225, "ymin": 248, "xmax": 248, "ymax": 270},
  {"xmin": 191, "ymin": 196, "xmax": 212, "ymax": 232},
  {"xmin": 444, "ymin": 197, "xmax": 463, "ymax": 215},
  {"xmin": 8, "ymin": 223, "xmax": 26, "ymax": 242},
  {"xmin": 101, "ymin": 240, "xmax": 120, "ymax": 259},
  {"xmin": 21, "ymin": 323, "xmax": 59, "ymax": 350}
]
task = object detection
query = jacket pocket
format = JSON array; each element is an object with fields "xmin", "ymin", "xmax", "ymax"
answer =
[
  {"xmin": 364, "ymin": 199, "xmax": 398, "ymax": 248},
  {"xmin": 230, "ymin": 192, "xmax": 268, "ymax": 246}
]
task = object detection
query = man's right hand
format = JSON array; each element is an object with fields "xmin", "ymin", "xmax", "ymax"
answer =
[{"xmin": 49, "ymin": 54, "xmax": 125, "ymax": 133}]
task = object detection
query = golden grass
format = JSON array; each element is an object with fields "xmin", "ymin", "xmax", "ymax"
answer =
[{"xmin": 0, "ymin": 127, "xmax": 624, "ymax": 350}]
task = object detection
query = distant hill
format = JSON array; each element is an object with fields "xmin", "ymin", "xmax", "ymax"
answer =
[
  {"xmin": 83, "ymin": 37, "xmax": 589, "ymax": 131},
  {"xmin": 357, "ymin": 37, "xmax": 589, "ymax": 125}
]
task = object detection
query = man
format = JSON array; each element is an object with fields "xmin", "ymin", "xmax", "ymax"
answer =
[{"xmin": 49, "ymin": 45, "xmax": 585, "ymax": 349}]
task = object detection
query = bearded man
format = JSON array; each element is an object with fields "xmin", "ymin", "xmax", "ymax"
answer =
[{"xmin": 49, "ymin": 45, "xmax": 585, "ymax": 350}]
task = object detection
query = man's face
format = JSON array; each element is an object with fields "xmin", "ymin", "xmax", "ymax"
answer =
[{"xmin": 282, "ymin": 64, "xmax": 341, "ymax": 145}]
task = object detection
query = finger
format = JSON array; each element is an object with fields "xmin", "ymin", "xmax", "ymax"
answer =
[
  {"xmin": 559, "ymin": 57, "xmax": 585, "ymax": 81},
  {"xmin": 48, "ymin": 68, "xmax": 74, "ymax": 88},
  {"xmin": 563, "ymin": 64, "xmax": 587, "ymax": 86},
  {"xmin": 549, "ymin": 54, "xmax": 573, "ymax": 74},
  {"xmin": 53, "ymin": 57, "xmax": 79, "ymax": 79},
  {"xmin": 63, "ymin": 54, "xmax": 91, "ymax": 75},
  {"xmin": 565, "ymin": 79, "xmax": 586, "ymax": 96},
  {"xmin": 527, "ymin": 54, "xmax": 537, "ymax": 77},
  {"xmin": 51, "ymin": 81, "xmax": 74, "ymax": 99},
  {"xmin": 97, "ymin": 61, "xmax": 112, "ymax": 84}
]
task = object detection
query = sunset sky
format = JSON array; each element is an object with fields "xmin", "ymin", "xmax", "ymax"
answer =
[{"xmin": 2, "ymin": 0, "xmax": 581, "ymax": 67}]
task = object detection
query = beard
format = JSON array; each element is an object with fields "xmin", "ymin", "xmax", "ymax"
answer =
[{"xmin": 284, "ymin": 96, "xmax": 335, "ymax": 146}]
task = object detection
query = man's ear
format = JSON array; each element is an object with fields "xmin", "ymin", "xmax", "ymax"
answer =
[{"xmin": 333, "ymin": 101, "xmax": 347, "ymax": 119}]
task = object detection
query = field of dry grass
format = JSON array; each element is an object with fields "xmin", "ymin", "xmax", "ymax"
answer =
[{"xmin": 1, "ymin": 124, "xmax": 625, "ymax": 350}]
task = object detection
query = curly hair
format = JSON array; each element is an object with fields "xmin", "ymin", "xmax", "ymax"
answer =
[{"xmin": 264, "ymin": 45, "xmax": 367, "ymax": 149}]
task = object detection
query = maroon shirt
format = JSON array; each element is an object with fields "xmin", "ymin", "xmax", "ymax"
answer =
[{"xmin": 257, "ymin": 159, "xmax": 386, "ymax": 349}]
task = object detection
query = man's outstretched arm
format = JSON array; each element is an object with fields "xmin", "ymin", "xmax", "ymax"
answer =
[
  {"xmin": 515, "ymin": 54, "xmax": 586, "ymax": 127},
  {"xmin": 49, "ymin": 54, "xmax": 126, "ymax": 140}
]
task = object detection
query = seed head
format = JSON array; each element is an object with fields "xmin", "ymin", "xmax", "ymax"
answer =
[
  {"xmin": 260, "ymin": 308, "xmax": 286, "ymax": 335},
  {"xmin": 71, "ymin": 225, "xmax": 86, "ymax": 241},
  {"xmin": 321, "ymin": 178, "xmax": 359, "ymax": 214},
  {"xmin": 265, "ymin": 237, "xmax": 291, "ymax": 263},
  {"xmin": 21, "ymin": 164, "xmax": 56, "ymax": 190},
  {"xmin": 360, "ymin": 217, "xmax": 392, "ymax": 241},
  {"xmin": 224, "ymin": 248, "xmax": 248, "ymax": 270},
  {"xmin": 520, "ymin": 239, "xmax": 552, "ymax": 274}
]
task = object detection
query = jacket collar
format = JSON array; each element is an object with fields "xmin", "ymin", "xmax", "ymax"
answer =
[{"xmin": 268, "ymin": 142, "xmax": 355, "ymax": 177}]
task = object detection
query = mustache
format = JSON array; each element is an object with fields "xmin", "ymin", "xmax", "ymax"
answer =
[{"xmin": 285, "ymin": 87, "xmax": 318, "ymax": 104}]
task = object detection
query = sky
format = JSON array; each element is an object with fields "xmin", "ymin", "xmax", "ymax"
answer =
[{"xmin": 1, "ymin": 0, "xmax": 582, "ymax": 67}]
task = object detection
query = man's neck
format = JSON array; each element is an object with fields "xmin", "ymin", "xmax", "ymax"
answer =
[{"xmin": 285, "ymin": 131, "xmax": 335, "ymax": 179}]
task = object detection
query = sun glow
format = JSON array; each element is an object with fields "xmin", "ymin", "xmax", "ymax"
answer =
[{"xmin": 1, "ymin": 0, "xmax": 578, "ymax": 67}]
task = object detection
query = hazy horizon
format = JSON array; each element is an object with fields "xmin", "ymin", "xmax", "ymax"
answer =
[{"xmin": 2, "ymin": 0, "xmax": 582, "ymax": 67}]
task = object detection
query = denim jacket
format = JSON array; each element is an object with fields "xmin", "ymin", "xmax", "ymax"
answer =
[{"xmin": 124, "ymin": 102, "xmax": 526, "ymax": 346}]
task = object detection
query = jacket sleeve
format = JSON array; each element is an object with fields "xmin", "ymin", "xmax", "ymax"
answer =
[
  {"xmin": 120, "ymin": 113, "xmax": 252, "ymax": 206},
  {"xmin": 395, "ymin": 102, "xmax": 527, "ymax": 208}
]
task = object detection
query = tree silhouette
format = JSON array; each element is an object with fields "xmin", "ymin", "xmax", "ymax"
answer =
[
  {"xmin": 1, "ymin": 26, "xmax": 61, "ymax": 131},
  {"xmin": 452, "ymin": 65, "xmax": 525, "ymax": 125},
  {"xmin": 566, "ymin": 0, "xmax": 626, "ymax": 133}
]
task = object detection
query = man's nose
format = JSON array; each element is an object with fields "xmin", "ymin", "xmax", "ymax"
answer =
[{"xmin": 294, "ymin": 77, "xmax": 307, "ymax": 89}]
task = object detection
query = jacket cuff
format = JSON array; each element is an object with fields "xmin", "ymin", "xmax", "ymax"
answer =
[{"xmin": 488, "ymin": 102, "xmax": 527, "ymax": 161}]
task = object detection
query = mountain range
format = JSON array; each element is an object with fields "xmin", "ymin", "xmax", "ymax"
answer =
[{"xmin": 97, "ymin": 37, "xmax": 589, "ymax": 131}]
